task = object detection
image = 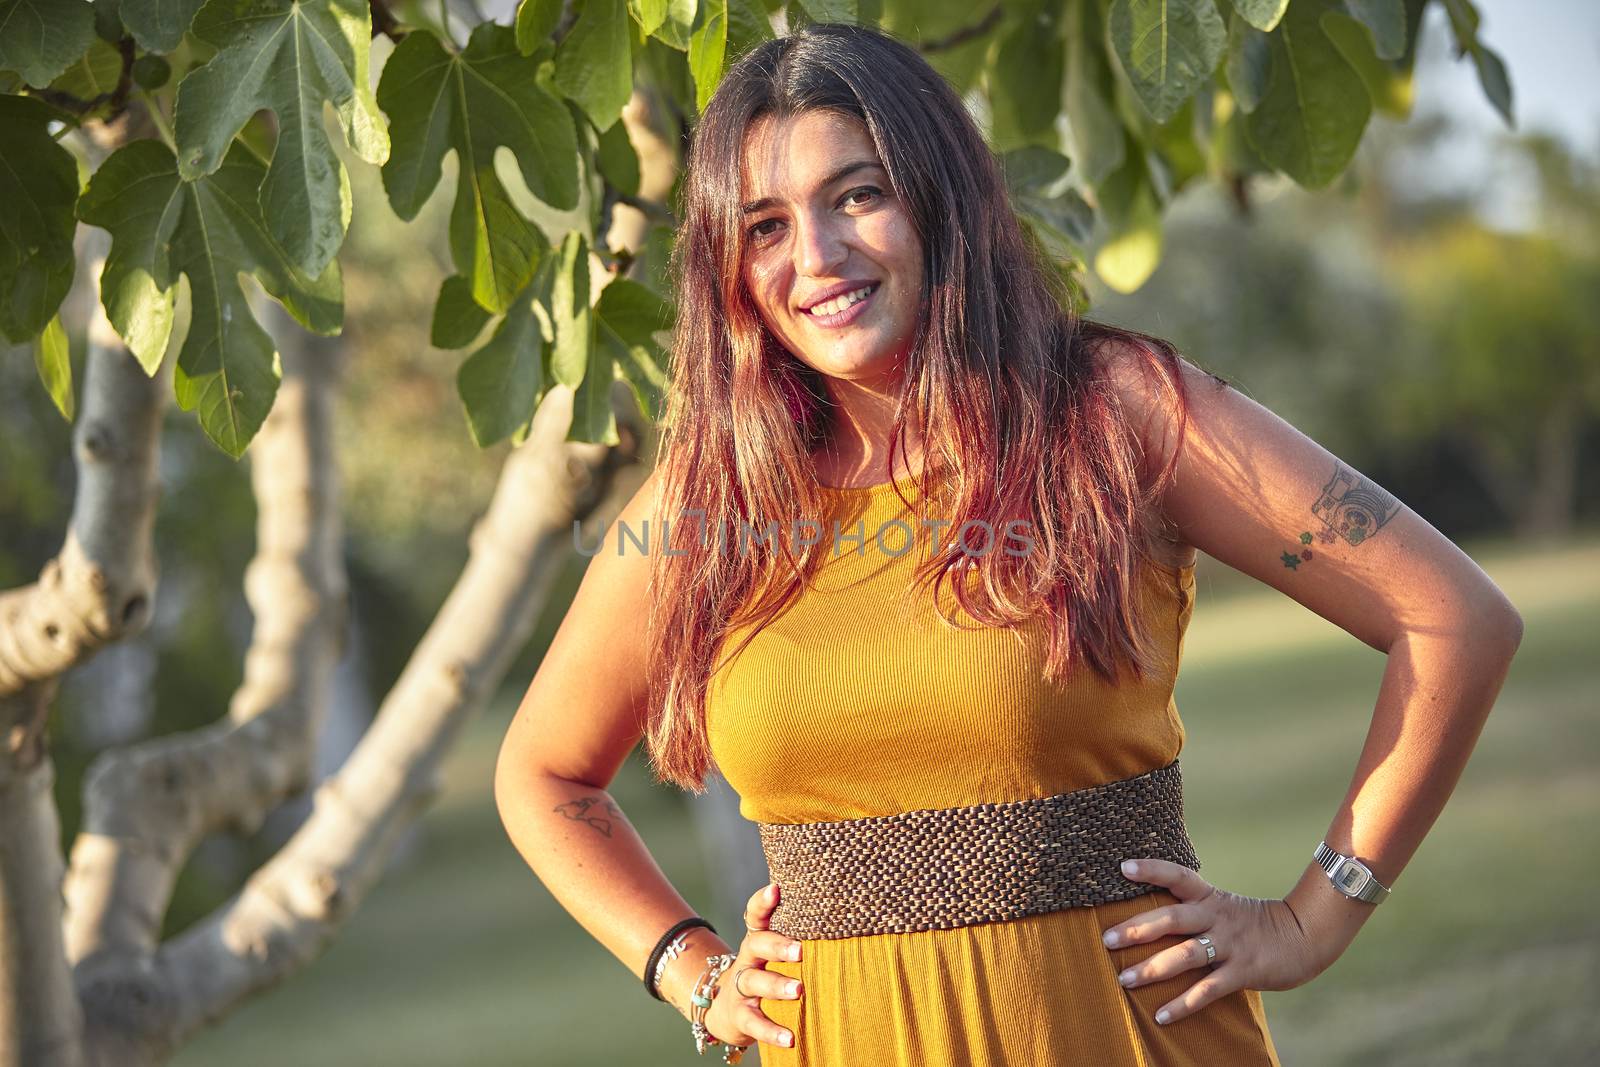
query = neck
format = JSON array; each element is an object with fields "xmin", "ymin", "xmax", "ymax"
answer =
[{"xmin": 815, "ymin": 371, "xmax": 924, "ymax": 484}]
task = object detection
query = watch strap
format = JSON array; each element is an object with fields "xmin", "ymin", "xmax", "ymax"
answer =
[{"xmin": 1313, "ymin": 840, "xmax": 1391, "ymax": 904}]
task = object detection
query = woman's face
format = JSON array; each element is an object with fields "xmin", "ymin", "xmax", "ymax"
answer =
[{"xmin": 738, "ymin": 110, "xmax": 925, "ymax": 390}]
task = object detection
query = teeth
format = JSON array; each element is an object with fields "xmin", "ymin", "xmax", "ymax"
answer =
[{"xmin": 808, "ymin": 285, "xmax": 874, "ymax": 317}]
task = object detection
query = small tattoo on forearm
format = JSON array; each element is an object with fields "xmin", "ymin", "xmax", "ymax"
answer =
[
  {"xmin": 1311, "ymin": 461, "xmax": 1400, "ymax": 546},
  {"xmin": 554, "ymin": 795, "xmax": 627, "ymax": 838},
  {"xmin": 1280, "ymin": 531, "xmax": 1319, "ymax": 569}
]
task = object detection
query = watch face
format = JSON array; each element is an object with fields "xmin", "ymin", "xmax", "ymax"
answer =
[{"xmin": 1336, "ymin": 863, "xmax": 1370, "ymax": 893}]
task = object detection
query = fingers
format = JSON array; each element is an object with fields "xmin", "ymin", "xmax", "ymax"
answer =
[
  {"xmin": 1118, "ymin": 858, "xmax": 1216, "ymax": 904},
  {"xmin": 735, "ymin": 1002, "xmax": 796, "ymax": 1050},
  {"xmin": 743, "ymin": 881, "xmax": 779, "ymax": 931},
  {"xmin": 1150, "ymin": 964, "xmax": 1242, "ymax": 1026},
  {"xmin": 731, "ymin": 964, "xmax": 804, "ymax": 1002},
  {"xmin": 725, "ymin": 883, "xmax": 802, "ymax": 1050},
  {"xmin": 1115, "ymin": 933, "xmax": 1222, "ymax": 990},
  {"xmin": 1101, "ymin": 901, "xmax": 1207, "ymax": 948}
]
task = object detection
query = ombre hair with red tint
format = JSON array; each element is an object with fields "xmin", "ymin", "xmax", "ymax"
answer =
[{"xmin": 644, "ymin": 22, "xmax": 1215, "ymax": 793}]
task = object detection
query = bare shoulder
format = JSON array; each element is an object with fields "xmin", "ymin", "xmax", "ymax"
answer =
[{"xmin": 1090, "ymin": 334, "xmax": 1226, "ymax": 476}]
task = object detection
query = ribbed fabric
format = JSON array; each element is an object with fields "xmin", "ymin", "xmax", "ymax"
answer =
[{"xmin": 705, "ymin": 466, "xmax": 1282, "ymax": 1065}]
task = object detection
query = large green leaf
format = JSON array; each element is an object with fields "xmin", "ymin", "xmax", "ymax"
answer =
[
  {"xmin": 638, "ymin": 0, "xmax": 695, "ymax": 50},
  {"xmin": 174, "ymin": 0, "xmax": 389, "ymax": 277},
  {"xmin": 118, "ymin": 0, "xmax": 205, "ymax": 53},
  {"xmin": 1342, "ymin": 0, "xmax": 1406, "ymax": 60},
  {"xmin": 458, "ymin": 273, "xmax": 550, "ymax": 448},
  {"xmin": 34, "ymin": 312, "xmax": 73, "ymax": 421},
  {"xmin": 1002, "ymin": 145, "xmax": 1094, "ymax": 252},
  {"xmin": 431, "ymin": 274, "xmax": 494, "ymax": 349},
  {"xmin": 515, "ymin": 0, "xmax": 563, "ymax": 53},
  {"xmin": 1242, "ymin": 0, "xmax": 1370, "ymax": 189},
  {"xmin": 1092, "ymin": 131, "xmax": 1163, "ymax": 293},
  {"xmin": 0, "ymin": 95, "xmax": 79, "ymax": 344},
  {"xmin": 377, "ymin": 23, "xmax": 578, "ymax": 315},
  {"xmin": 988, "ymin": 1, "xmax": 1064, "ymax": 152},
  {"xmin": 595, "ymin": 277, "xmax": 671, "ymax": 423},
  {"xmin": 555, "ymin": 0, "xmax": 634, "ymax": 132},
  {"xmin": 1321, "ymin": 8, "xmax": 1411, "ymax": 118},
  {"xmin": 1224, "ymin": 9, "xmax": 1272, "ymax": 113},
  {"xmin": 1064, "ymin": 0, "xmax": 1124, "ymax": 187},
  {"xmin": 1225, "ymin": 0, "xmax": 1287, "ymax": 33},
  {"xmin": 47, "ymin": 35, "xmax": 122, "ymax": 100},
  {"xmin": 78, "ymin": 139, "xmax": 342, "ymax": 457},
  {"xmin": 596, "ymin": 118, "xmax": 641, "ymax": 197},
  {"xmin": 688, "ymin": 0, "xmax": 727, "ymax": 112},
  {"xmin": 630, "ymin": 0, "xmax": 670, "ymax": 37},
  {"xmin": 549, "ymin": 230, "xmax": 591, "ymax": 390},
  {"xmin": 1107, "ymin": 0, "xmax": 1227, "ymax": 125},
  {"xmin": 0, "ymin": 0, "xmax": 95, "ymax": 87}
]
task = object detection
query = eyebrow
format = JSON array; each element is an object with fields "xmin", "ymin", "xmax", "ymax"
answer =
[{"xmin": 740, "ymin": 159, "xmax": 885, "ymax": 215}]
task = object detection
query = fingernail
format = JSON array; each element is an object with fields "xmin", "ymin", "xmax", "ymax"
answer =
[
  {"xmin": 781, "ymin": 1032, "xmax": 794, "ymax": 1047},
  {"xmin": 1155, "ymin": 1009, "xmax": 1171, "ymax": 1025},
  {"xmin": 1102, "ymin": 929, "xmax": 1120, "ymax": 947},
  {"xmin": 1118, "ymin": 970, "xmax": 1136, "ymax": 986},
  {"xmin": 788, "ymin": 942, "xmax": 802, "ymax": 961},
  {"xmin": 766, "ymin": 883, "xmax": 776, "ymax": 901},
  {"xmin": 785, "ymin": 980, "xmax": 800, "ymax": 996},
  {"xmin": 1121, "ymin": 860, "xmax": 1139, "ymax": 877}
]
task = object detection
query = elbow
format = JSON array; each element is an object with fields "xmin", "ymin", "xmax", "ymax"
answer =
[
  {"xmin": 1481, "ymin": 586, "xmax": 1525, "ymax": 657},
  {"xmin": 492, "ymin": 734, "xmax": 529, "ymax": 828}
]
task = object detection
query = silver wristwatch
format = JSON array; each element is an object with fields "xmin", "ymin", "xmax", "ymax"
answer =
[{"xmin": 1313, "ymin": 841, "xmax": 1391, "ymax": 904}]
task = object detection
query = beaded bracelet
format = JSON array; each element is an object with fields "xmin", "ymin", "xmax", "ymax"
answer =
[{"xmin": 690, "ymin": 952, "xmax": 745, "ymax": 1063}]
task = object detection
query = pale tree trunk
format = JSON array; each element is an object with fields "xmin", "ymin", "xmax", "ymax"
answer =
[
  {"xmin": 0, "ymin": 219, "xmax": 171, "ymax": 1067},
  {"xmin": 61, "ymin": 294, "xmax": 350, "ymax": 1064},
  {"xmin": 107, "ymin": 385, "xmax": 632, "ymax": 1065},
  {"xmin": 3, "ymin": 70, "xmax": 661, "ymax": 1065}
]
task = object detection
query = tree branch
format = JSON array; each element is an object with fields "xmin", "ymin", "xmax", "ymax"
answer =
[
  {"xmin": 0, "ymin": 220, "xmax": 171, "ymax": 1067},
  {"xmin": 74, "ymin": 382, "xmax": 643, "ymax": 1062},
  {"xmin": 66, "ymin": 299, "xmax": 350, "ymax": 1063}
]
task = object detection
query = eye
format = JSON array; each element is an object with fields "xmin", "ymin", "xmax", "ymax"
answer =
[
  {"xmin": 748, "ymin": 217, "xmax": 783, "ymax": 242},
  {"xmin": 842, "ymin": 185, "xmax": 881, "ymax": 207}
]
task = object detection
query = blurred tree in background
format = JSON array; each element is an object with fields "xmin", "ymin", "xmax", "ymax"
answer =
[{"xmin": 0, "ymin": 1, "xmax": 1572, "ymax": 1064}]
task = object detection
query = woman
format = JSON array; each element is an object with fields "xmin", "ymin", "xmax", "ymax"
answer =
[{"xmin": 493, "ymin": 22, "xmax": 1524, "ymax": 1066}]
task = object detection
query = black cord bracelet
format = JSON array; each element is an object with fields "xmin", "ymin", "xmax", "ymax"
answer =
[{"xmin": 644, "ymin": 916, "xmax": 720, "ymax": 1002}]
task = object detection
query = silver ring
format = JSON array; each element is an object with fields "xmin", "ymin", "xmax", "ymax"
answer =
[
  {"xmin": 1195, "ymin": 935, "xmax": 1216, "ymax": 963},
  {"xmin": 732, "ymin": 966, "xmax": 753, "ymax": 997}
]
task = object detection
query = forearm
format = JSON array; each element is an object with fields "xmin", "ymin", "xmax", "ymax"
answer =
[
  {"xmin": 494, "ymin": 768, "xmax": 733, "ymax": 1018},
  {"xmin": 1284, "ymin": 616, "xmax": 1522, "ymax": 959}
]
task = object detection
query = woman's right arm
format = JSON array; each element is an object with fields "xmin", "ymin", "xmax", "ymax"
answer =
[
  {"xmin": 491, "ymin": 469, "xmax": 802, "ymax": 1043},
  {"xmin": 492, "ymin": 469, "xmax": 720, "ymax": 1015}
]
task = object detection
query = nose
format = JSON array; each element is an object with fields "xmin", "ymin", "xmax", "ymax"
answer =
[{"xmin": 792, "ymin": 209, "xmax": 848, "ymax": 281}]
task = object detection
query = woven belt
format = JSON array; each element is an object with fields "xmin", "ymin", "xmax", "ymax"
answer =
[{"xmin": 756, "ymin": 758, "xmax": 1200, "ymax": 940}]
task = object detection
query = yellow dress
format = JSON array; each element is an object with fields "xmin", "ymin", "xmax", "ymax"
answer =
[{"xmin": 704, "ymin": 468, "xmax": 1282, "ymax": 1066}]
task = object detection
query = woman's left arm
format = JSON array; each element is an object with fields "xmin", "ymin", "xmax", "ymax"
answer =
[{"xmin": 1099, "ymin": 347, "xmax": 1525, "ymax": 1024}]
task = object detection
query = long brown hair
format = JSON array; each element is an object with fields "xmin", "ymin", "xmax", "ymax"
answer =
[{"xmin": 644, "ymin": 22, "xmax": 1207, "ymax": 793}]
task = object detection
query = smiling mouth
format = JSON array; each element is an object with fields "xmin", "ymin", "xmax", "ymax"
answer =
[{"xmin": 803, "ymin": 282, "xmax": 880, "ymax": 318}]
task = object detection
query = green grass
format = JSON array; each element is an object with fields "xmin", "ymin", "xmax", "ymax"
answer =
[{"xmin": 173, "ymin": 535, "xmax": 1600, "ymax": 1066}]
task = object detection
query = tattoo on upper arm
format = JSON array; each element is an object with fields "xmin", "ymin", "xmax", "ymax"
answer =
[
  {"xmin": 1279, "ymin": 461, "xmax": 1401, "ymax": 570},
  {"xmin": 1313, "ymin": 461, "xmax": 1400, "ymax": 544},
  {"xmin": 554, "ymin": 795, "xmax": 627, "ymax": 838}
]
